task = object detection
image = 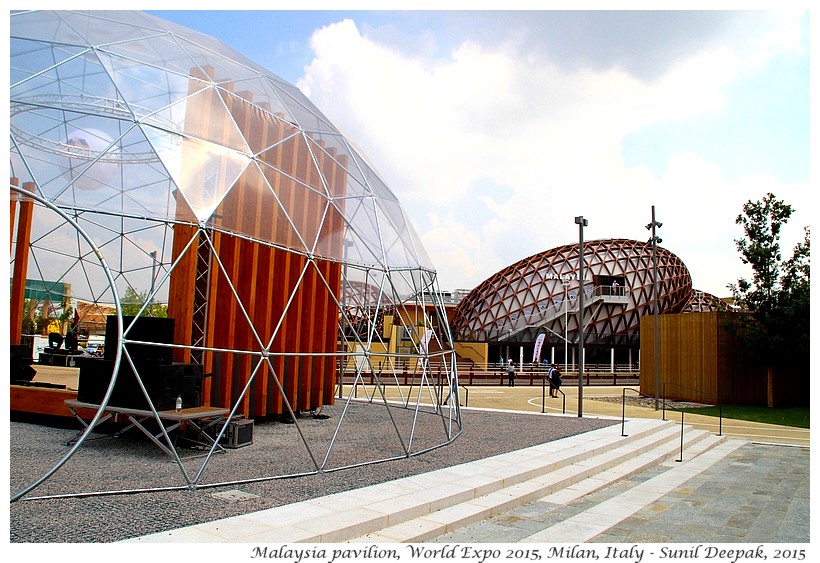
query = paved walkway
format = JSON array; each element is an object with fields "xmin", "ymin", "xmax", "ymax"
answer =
[
  {"xmin": 377, "ymin": 383, "xmax": 810, "ymax": 446},
  {"xmin": 126, "ymin": 387, "xmax": 810, "ymax": 545},
  {"xmin": 430, "ymin": 440, "xmax": 809, "ymax": 544},
  {"xmin": 438, "ymin": 386, "xmax": 810, "ymax": 544}
]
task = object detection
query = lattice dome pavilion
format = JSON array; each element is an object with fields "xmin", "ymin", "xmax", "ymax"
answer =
[
  {"xmin": 451, "ymin": 238, "xmax": 730, "ymax": 365},
  {"xmin": 10, "ymin": 10, "xmax": 461, "ymax": 501}
]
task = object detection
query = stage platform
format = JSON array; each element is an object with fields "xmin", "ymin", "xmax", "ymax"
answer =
[{"xmin": 11, "ymin": 364, "xmax": 80, "ymax": 418}]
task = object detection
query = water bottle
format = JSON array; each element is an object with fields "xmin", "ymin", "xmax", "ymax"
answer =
[{"xmin": 175, "ymin": 395, "xmax": 182, "ymax": 412}]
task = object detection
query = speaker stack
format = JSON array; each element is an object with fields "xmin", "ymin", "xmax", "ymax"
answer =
[
  {"xmin": 77, "ymin": 315, "xmax": 201, "ymax": 410},
  {"xmin": 77, "ymin": 359, "xmax": 203, "ymax": 411},
  {"xmin": 10, "ymin": 344, "xmax": 36, "ymax": 382}
]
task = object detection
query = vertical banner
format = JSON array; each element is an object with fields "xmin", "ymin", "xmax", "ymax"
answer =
[
  {"xmin": 532, "ymin": 333, "xmax": 545, "ymax": 364},
  {"xmin": 420, "ymin": 328, "xmax": 433, "ymax": 355},
  {"xmin": 419, "ymin": 328, "xmax": 434, "ymax": 373}
]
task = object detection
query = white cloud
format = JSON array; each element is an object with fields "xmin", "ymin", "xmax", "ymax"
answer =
[{"xmin": 297, "ymin": 12, "xmax": 809, "ymax": 298}]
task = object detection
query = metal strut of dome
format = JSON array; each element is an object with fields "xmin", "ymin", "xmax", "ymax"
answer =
[{"xmin": 9, "ymin": 10, "xmax": 461, "ymax": 502}]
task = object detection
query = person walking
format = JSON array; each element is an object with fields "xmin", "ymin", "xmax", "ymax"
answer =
[
  {"xmin": 548, "ymin": 363, "xmax": 562, "ymax": 397},
  {"xmin": 507, "ymin": 358, "xmax": 516, "ymax": 387}
]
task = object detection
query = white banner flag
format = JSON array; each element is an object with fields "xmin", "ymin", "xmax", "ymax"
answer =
[
  {"xmin": 420, "ymin": 329, "xmax": 433, "ymax": 354},
  {"xmin": 533, "ymin": 333, "xmax": 546, "ymax": 364}
]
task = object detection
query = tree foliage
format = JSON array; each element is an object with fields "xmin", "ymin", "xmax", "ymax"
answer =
[
  {"xmin": 728, "ymin": 193, "xmax": 810, "ymax": 371},
  {"xmin": 120, "ymin": 286, "xmax": 168, "ymax": 318}
]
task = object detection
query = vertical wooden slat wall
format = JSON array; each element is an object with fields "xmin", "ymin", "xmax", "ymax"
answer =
[
  {"xmin": 641, "ymin": 313, "xmax": 718, "ymax": 403},
  {"xmin": 261, "ymin": 110, "xmax": 288, "ymax": 416},
  {"xmin": 715, "ymin": 313, "xmax": 768, "ymax": 405},
  {"xmin": 167, "ymin": 216, "xmax": 197, "ymax": 365},
  {"xmin": 167, "ymin": 65, "xmax": 218, "ymax": 366},
  {"xmin": 168, "ymin": 69, "xmax": 345, "ymax": 418},
  {"xmin": 10, "ymin": 180, "xmax": 34, "ymax": 345},
  {"xmin": 234, "ymin": 90, "xmax": 263, "ymax": 417},
  {"xmin": 639, "ymin": 312, "xmax": 775, "ymax": 405}
]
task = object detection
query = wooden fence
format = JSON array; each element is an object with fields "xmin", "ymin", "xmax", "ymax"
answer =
[{"xmin": 341, "ymin": 361, "xmax": 640, "ymax": 387}]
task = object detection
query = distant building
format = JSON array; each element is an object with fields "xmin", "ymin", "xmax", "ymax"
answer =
[{"xmin": 451, "ymin": 238, "xmax": 731, "ymax": 366}]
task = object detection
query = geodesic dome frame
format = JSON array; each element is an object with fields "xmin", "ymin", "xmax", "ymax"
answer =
[{"xmin": 10, "ymin": 10, "xmax": 461, "ymax": 502}]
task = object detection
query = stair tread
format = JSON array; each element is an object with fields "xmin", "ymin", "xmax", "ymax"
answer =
[{"xmin": 345, "ymin": 424, "xmax": 727, "ymax": 543}]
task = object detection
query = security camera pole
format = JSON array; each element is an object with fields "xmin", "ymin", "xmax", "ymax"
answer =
[
  {"xmin": 574, "ymin": 216, "xmax": 588, "ymax": 417},
  {"xmin": 646, "ymin": 206, "xmax": 663, "ymax": 410}
]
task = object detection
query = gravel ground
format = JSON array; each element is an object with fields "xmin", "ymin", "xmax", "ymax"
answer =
[
  {"xmin": 10, "ymin": 401, "xmax": 615, "ymax": 543},
  {"xmin": 588, "ymin": 396, "xmax": 710, "ymax": 408}
]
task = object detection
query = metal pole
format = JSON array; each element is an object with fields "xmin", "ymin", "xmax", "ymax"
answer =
[
  {"xmin": 575, "ymin": 216, "xmax": 588, "ymax": 417},
  {"xmin": 646, "ymin": 206, "xmax": 662, "ymax": 410},
  {"xmin": 563, "ymin": 280, "xmax": 569, "ymax": 372},
  {"xmin": 149, "ymin": 251, "xmax": 157, "ymax": 294},
  {"xmin": 149, "ymin": 250, "xmax": 157, "ymax": 316},
  {"xmin": 653, "ymin": 244, "xmax": 660, "ymax": 410}
]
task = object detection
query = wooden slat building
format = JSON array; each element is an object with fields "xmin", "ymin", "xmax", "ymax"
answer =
[
  {"xmin": 640, "ymin": 312, "xmax": 804, "ymax": 407},
  {"xmin": 167, "ymin": 66, "xmax": 346, "ymax": 419}
]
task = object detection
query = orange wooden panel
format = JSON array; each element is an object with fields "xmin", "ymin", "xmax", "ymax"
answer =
[
  {"xmin": 10, "ymin": 182, "xmax": 35, "ymax": 345},
  {"xmin": 11, "ymin": 386, "xmax": 78, "ymax": 417},
  {"xmin": 168, "ymin": 71, "xmax": 349, "ymax": 418},
  {"xmin": 167, "ymin": 222, "xmax": 197, "ymax": 363},
  {"xmin": 266, "ymin": 246, "xmax": 290, "ymax": 414}
]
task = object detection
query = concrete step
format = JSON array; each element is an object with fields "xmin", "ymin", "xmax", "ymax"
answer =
[
  {"xmin": 125, "ymin": 418, "xmax": 730, "ymax": 544},
  {"xmin": 538, "ymin": 429, "xmax": 727, "ymax": 506},
  {"xmin": 518, "ymin": 438, "xmax": 746, "ymax": 543},
  {"xmin": 345, "ymin": 422, "xmax": 726, "ymax": 543}
]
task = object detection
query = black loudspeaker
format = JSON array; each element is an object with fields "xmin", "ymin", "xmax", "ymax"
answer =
[
  {"xmin": 10, "ymin": 344, "xmax": 37, "ymax": 382},
  {"xmin": 64, "ymin": 331, "xmax": 79, "ymax": 352},
  {"xmin": 48, "ymin": 332, "xmax": 63, "ymax": 349},
  {"xmin": 77, "ymin": 358, "xmax": 203, "ymax": 411},
  {"xmin": 76, "ymin": 358, "xmax": 114, "ymax": 404},
  {"xmin": 104, "ymin": 316, "xmax": 174, "ymax": 365},
  {"xmin": 150, "ymin": 363, "xmax": 204, "ymax": 411}
]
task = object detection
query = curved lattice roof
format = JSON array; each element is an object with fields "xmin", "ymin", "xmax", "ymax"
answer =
[{"xmin": 452, "ymin": 238, "xmax": 701, "ymax": 344}]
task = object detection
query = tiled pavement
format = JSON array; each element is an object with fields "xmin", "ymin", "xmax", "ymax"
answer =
[
  {"xmin": 126, "ymin": 416, "xmax": 810, "ymax": 545},
  {"xmin": 431, "ymin": 441, "xmax": 809, "ymax": 544}
]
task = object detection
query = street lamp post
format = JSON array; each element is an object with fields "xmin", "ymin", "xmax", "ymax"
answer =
[
  {"xmin": 574, "ymin": 216, "xmax": 588, "ymax": 418},
  {"xmin": 563, "ymin": 279, "xmax": 570, "ymax": 372},
  {"xmin": 646, "ymin": 206, "xmax": 662, "ymax": 410},
  {"xmin": 149, "ymin": 250, "xmax": 157, "ymax": 315}
]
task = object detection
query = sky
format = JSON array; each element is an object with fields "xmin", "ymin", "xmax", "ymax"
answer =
[{"xmin": 17, "ymin": 3, "xmax": 817, "ymax": 298}]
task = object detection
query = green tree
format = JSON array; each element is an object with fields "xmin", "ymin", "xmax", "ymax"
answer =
[
  {"xmin": 120, "ymin": 286, "xmax": 168, "ymax": 318},
  {"xmin": 729, "ymin": 193, "xmax": 810, "ymax": 381}
]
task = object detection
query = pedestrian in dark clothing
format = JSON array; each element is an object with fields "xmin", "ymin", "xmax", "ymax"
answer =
[
  {"xmin": 507, "ymin": 359, "xmax": 516, "ymax": 387},
  {"xmin": 548, "ymin": 364, "xmax": 562, "ymax": 397}
]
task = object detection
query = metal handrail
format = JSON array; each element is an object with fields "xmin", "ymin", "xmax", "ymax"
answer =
[
  {"xmin": 620, "ymin": 387, "xmax": 688, "ymax": 462},
  {"xmin": 447, "ymin": 384, "xmax": 468, "ymax": 407},
  {"xmin": 662, "ymin": 381, "xmax": 723, "ymax": 437},
  {"xmin": 541, "ymin": 375, "xmax": 566, "ymax": 414}
]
